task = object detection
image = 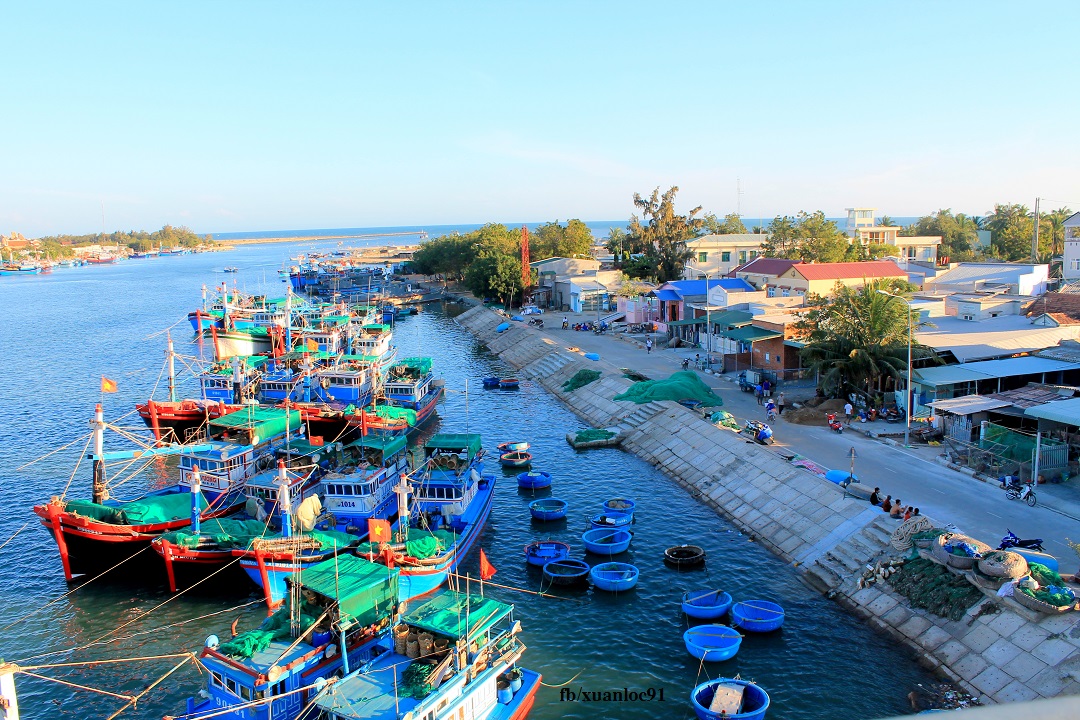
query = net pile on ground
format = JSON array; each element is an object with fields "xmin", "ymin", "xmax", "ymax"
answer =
[
  {"xmin": 575, "ymin": 429, "xmax": 615, "ymax": 443},
  {"xmin": 613, "ymin": 371, "xmax": 723, "ymax": 407},
  {"xmin": 886, "ymin": 558, "xmax": 984, "ymax": 620},
  {"xmin": 1020, "ymin": 563, "xmax": 1077, "ymax": 607},
  {"xmin": 562, "ymin": 369, "xmax": 601, "ymax": 392}
]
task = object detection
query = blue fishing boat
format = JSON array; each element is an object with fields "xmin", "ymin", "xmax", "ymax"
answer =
[
  {"xmin": 482, "ymin": 376, "xmax": 500, "ymax": 388},
  {"xmin": 357, "ymin": 433, "xmax": 496, "ymax": 601},
  {"xmin": 682, "ymin": 589, "xmax": 733, "ymax": 620},
  {"xmin": 581, "ymin": 528, "xmax": 632, "ymax": 555},
  {"xmin": 590, "ymin": 562, "xmax": 639, "ymax": 592},
  {"xmin": 517, "ymin": 470, "xmax": 551, "ymax": 489},
  {"xmin": 691, "ymin": 678, "xmax": 771, "ymax": 720},
  {"xmin": 314, "ymin": 592, "xmax": 542, "ymax": 720},
  {"xmin": 500, "ymin": 450, "xmax": 532, "ymax": 468},
  {"xmin": 319, "ymin": 434, "xmax": 409, "ymax": 533},
  {"xmin": 524, "ymin": 540, "xmax": 570, "ymax": 567},
  {"xmin": 529, "ymin": 497, "xmax": 568, "ymax": 521},
  {"xmin": 602, "ymin": 497, "xmax": 636, "ymax": 519},
  {"xmin": 499, "ymin": 378, "xmax": 520, "ymax": 389},
  {"xmin": 731, "ymin": 600, "xmax": 785, "ymax": 632},
  {"xmin": 183, "ymin": 555, "xmax": 400, "ymax": 720},
  {"xmin": 498, "ymin": 441, "xmax": 530, "ymax": 452},
  {"xmin": 683, "ymin": 625, "xmax": 742, "ymax": 662},
  {"xmin": 542, "ymin": 558, "xmax": 590, "ymax": 586},
  {"xmin": 588, "ymin": 511, "xmax": 632, "ymax": 531},
  {"xmin": 383, "ymin": 357, "xmax": 443, "ymax": 426}
]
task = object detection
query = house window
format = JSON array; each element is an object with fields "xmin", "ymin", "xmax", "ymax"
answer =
[
  {"xmin": 776, "ymin": 355, "xmax": 782, "ymax": 364},
  {"xmin": 764, "ymin": 353, "xmax": 770, "ymax": 362},
  {"xmin": 796, "ymin": 289, "xmax": 805, "ymax": 296},
  {"xmin": 738, "ymin": 251, "xmax": 747, "ymax": 263},
  {"xmin": 698, "ymin": 252, "xmax": 708, "ymax": 263},
  {"xmin": 766, "ymin": 287, "xmax": 776, "ymax": 297},
  {"xmin": 749, "ymin": 251, "xmax": 759, "ymax": 260},
  {"xmin": 721, "ymin": 251, "xmax": 731, "ymax": 262},
  {"xmin": 1071, "ymin": 259, "xmax": 1080, "ymax": 271},
  {"xmin": 781, "ymin": 288, "xmax": 790, "ymax": 297}
]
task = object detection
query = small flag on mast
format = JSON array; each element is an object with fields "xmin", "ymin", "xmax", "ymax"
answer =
[
  {"xmin": 306, "ymin": 338, "xmax": 319, "ymax": 352},
  {"xmin": 101, "ymin": 377, "xmax": 118, "ymax": 393},
  {"xmin": 368, "ymin": 518, "xmax": 392, "ymax": 544},
  {"xmin": 479, "ymin": 549, "xmax": 497, "ymax": 580}
]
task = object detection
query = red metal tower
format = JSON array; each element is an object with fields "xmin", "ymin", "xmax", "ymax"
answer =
[{"xmin": 520, "ymin": 226, "xmax": 531, "ymax": 300}]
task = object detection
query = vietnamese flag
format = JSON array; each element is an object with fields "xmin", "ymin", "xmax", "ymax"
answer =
[
  {"xmin": 101, "ymin": 376, "xmax": 118, "ymax": 393},
  {"xmin": 367, "ymin": 518, "xmax": 392, "ymax": 544},
  {"xmin": 479, "ymin": 549, "xmax": 497, "ymax": 580}
]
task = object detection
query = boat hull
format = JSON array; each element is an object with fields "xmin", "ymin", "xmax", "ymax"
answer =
[{"xmin": 682, "ymin": 590, "xmax": 734, "ymax": 620}]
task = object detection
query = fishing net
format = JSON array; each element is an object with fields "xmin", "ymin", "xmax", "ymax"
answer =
[
  {"xmin": 574, "ymin": 429, "xmax": 615, "ymax": 443},
  {"xmin": 401, "ymin": 661, "xmax": 436, "ymax": 699},
  {"xmin": 886, "ymin": 558, "xmax": 984, "ymax": 621},
  {"xmin": 710, "ymin": 411, "xmax": 740, "ymax": 431},
  {"xmin": 372, "ymin": 405, "xmax": 418, "ymax": 426},
  {"xmin": 613, "ymin": 371, "xmax": 724, "ymax": 407},
  {"xmin": 1028, "ymin": 562, "xmax": 1066, "ymax": 587},
  {"xmin": 1019, "ymin": 584, "xmax": 1077, "ymax": 607},
  {"xmin": 562, "ymin": 369, "xmax": 601, "ymax": 392},
  {"xmin": 218, "ymin": 603, "xmax": 320, "ymax": 658},
  {"xmin": 159, "ymin": 518, "xmax": 270, "ymax": 549},
  {"xmin": 355, "ymin": 528, "xmax": 458, "ymax": 560}
]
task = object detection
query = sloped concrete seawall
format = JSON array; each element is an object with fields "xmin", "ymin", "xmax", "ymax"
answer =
[{"xmin": 455, "ymin": 305, "xmax": 1080, "ymax": 704}]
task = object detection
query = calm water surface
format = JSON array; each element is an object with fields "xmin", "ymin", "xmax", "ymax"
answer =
[{"xmin": 0, "ymin": 244, "xmax": 934, "ymax": 719}]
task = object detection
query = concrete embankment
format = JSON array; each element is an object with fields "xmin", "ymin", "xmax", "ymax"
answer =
[{"xmin": 455, "ymin": 304, "xmax": 1080, "ymax": 705}]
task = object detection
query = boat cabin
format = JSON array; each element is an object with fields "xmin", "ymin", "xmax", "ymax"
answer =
[
  {"xmin": 350, "ymin": 323, "xmax": 394, "ymax": 361},
  {"xmin": 320, "ymin": 436, "xmax": 407, "ymax": 526},
  {"xmin": 244, "ymin": 465, "xmax": 314, "ymax": 520},
  {"xmin": 178, "ymin": 442, "xmax": 257, "ymax": 495},
  {"xmin": 412, "ymin": 435, "xmax": 484, "ymax": 530},
  {"xmin": 385, "ymin": 357, "xmax": 434, "ymax": 407},
  {"xmin": 209, "ymin": 407, "xmax": 302, "ymax": 447},
  {"xmin": 312, "ymin": 364, "xmax": 374, "ymax": 405},
  {"xmin": 188, "ymin": 556, "xmax": 400, "ymax": 720},
  {"xmin": 198, "ymin": 356, "xmax": 267, "ymax": 403},
  {"xmin": 315, "ymin": 592, "xmax": 525, "ymax": 720}
]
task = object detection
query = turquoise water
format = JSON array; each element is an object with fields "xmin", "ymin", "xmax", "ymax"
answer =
[{"xmin": 0, "ymin": 245, "xmax": 934, "ymax": 719}]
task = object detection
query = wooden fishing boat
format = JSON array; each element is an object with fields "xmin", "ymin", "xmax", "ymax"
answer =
[
  {"xmin": 683, "ymin": 625, "xmax": 742, "ymax": 662},
  {"xmin": 482, "ymin": 376, "xmax": 501, "ymax": 388},
  {"xmin": 590, "ymin": 562, "xmax": 639, "ymax": 592},
  {"xmin": 524, "ymin": 540, "xmax": 571, "ymax": 567},
  {"xmin": 664, "ymin": 544, "xmax": 706, "ymax": 567},
  {"xmin": 517, "ymin": 469, "xmax": 551, "ymax": 489},
  {"xmin": 731, "ymin": 600, "xmax": 785, "ymax": 632},
  {"xmin": 581, "ymin": 527, "xmax": 632, "ymax": 555},
  {"xmin": 529, "ymin": 497, "xmax": 568, "ymax": 521},
  {"xmin": 682, "ymin": 589, "xmax": 733, "ymax": 619},
  {"xmin": 500, "ymin": 450, "xmax": 532, "ymax": 468},
  {"xmin": 691, "ymin": 678, "xmax": 771, "ymax": 720},
  {"xmin": 602, "ymin": 497, "xmax": 636, "ymax": 519},
  {"xmin": 499, "ymin": 378, "xmax": 520, "ymax": 389},
  {"xmin": 588, "ymin": 511, "xmax": 632, "ymax": 530},
  {"xmin": 542, "ymin": 558, "xmax": 590, "ymax": 586},
  {"xmin": 498, "ymin": 441, "xmax": 531, "ymax": 452}
]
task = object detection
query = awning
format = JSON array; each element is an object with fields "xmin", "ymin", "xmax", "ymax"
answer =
[
  {"xmin": 1025, "ymin": 398, "xmax": 1080, "ymax": 427},
  {"xmin": 927, "ymin": 396, "xmax": 1011, "ymax": 415},
  {"xmin": 667, "ymin": 316, "xmax": 706, "ymax": 326},
  {"xmin": 708, "ymin": 310, "xmax": 754, "ymax": 328},
  {"xmin": 723, "ymin": 326, "xmax": 783, "ymax": 342}
]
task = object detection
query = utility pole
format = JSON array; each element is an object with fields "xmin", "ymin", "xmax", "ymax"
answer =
[{"xmin": 1032, "ymin": 197, "xmax": 1040, "ymax": 263}]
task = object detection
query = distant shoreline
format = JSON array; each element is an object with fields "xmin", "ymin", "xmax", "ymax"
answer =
[{"xmin": 223, "ymin": 233, "xmax": 421, "ymax": 246}]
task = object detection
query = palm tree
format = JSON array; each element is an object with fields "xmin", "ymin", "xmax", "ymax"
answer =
[{"xmin": 877, "ymin": 215, "xmax": 896, "ymax": 227}]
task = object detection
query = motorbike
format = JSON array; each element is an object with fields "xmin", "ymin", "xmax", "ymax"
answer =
[
  {"xmin": 998, "ymin": 529, "xmax": 1044, "ymax": 552},
  {"xmin": 681, "ymin": 359, "xmax": 690, "ymax": 371},
  {"xmin": 562, "ymin": 319, "xmax": 569, "ymax": 329},
  {"xmin": 882, "ymin": 407, "xmax": 904, "ymax": 423},
  {"xmin": 765, "ymin": 402, "xmax": 777, "ymax": 421},
  {"xmin": 999, "ymin": 476, "xmax": 1037, "ymax": 507},
  {"xmin": 528, "ymin": 318, "xmax": 544, "ymax": 327},
  {"xmin": 826, "ymin": 412, "xmax": 844, "ymax": 434},
  {"xmin": 743, "ymin": 420, "xmax": 773, "ymax": 445}
]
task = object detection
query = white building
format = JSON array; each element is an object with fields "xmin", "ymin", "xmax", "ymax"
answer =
[
  {"xmin": 1063, "ymin": 212, "xmax": 1080, "ymax": 280},
  {"xmin": 683, "ymin": 234, "xmax": 766, "ymax": 279},
  {"xmin": 924, "ymin": 262, "xmax": 1049, "ymax": 297}
]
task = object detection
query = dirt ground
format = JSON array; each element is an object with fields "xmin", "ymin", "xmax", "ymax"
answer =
[{"xmin": 784, "ymin": 398, "xmax": 847, "ymax": 425}]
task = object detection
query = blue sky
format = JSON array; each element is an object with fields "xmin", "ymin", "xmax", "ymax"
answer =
[{"xmin": 2, "ymin": 1, "xmax": 1078, "ymax": 237}]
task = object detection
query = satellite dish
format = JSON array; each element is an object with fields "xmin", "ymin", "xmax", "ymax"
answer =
[{"xmin": 205, "ymin": 634, "xmax": 220, "ymax": 649}]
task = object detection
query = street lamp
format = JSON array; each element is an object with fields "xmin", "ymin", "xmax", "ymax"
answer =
[
  {"xmin": 692, "ymin": 263, "xmax": 714, "ymax": 368},
  {"xmin": 878, "ymin": 289, "xmax": 914, "ymax": 448}
]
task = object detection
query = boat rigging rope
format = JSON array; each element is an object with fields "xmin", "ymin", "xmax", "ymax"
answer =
[
  {"xmin": 15, "ymin": 430, "xmax": 93, "ymax": 471},
  {"xmin": 16, "ymin": 668, "xmax": 137, "ymax": 701},
  {"xmin": 164, "ymin": 677, "xmax": 335, "ymax": 720},
  {"xmin": 19, "ymin": 652, "xmax": 196, "ymax": 672},
  {"xmin": 539, "ymin": 668, "xmax": 586, "ymax": 688},
  {"xmin": 144, "ymin": 316, "xmax": 188, "ymax": 341},
  {"xmin": 0, "ymin": 518, "xmax": 32, "ymax": 553},
  {"xmin": 72, "ymin": 600, "xmax": 261, "ymax": 652},
  {"xmin": 104, "ymin": 654, "xmax": 194, "ymax": 720}
]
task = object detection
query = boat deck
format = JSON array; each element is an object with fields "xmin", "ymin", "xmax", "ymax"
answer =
[{"xmin": 318, "ymin": 648, "xmax": 422, "ymax": 719}]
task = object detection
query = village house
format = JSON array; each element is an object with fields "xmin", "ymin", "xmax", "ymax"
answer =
[
  {"xmin": 529, "ymin": 256, "xmax": 621, "ymax": 313},
  {"xmin": 771, "ymin": 260, "xmax": 908, "ymax": 298},
  {"xmin": 923, "ymin": 262, "xmax": 1049, "ymax": 297},
  {"xmin": 681, "ymin": 234, "xmax": 766, "ymax": 279},
  {"xmin": 1062, "ymin": 212, "xmax": 1080, "ymax": 280},
  {"xmin": 727, "ymin": 257, "xmax": 803, "ymax": 291},
  {"xmin": 845, "ymin": 207, "xmax": 942, "ymax": 264}
]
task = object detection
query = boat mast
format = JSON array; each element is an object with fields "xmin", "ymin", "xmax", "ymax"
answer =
[
  {"xmin": 393, "ymin": 476, "xmax": 410, "ymax": 544},
  {"xmin": 190, "ymin": 469, "xmax": 202, "ymax": 534},
  {"xmin": 91, "ymin": 404, "xmax": 107, "ymax": 504},
  {"xmin": 231, "ymin": 356, "xmax": 243, "ymax": 405},
  {"xmin": 167, "ymin": 333, "xmax": 177, "ymax": 403},
  {"xmin": 285, "ymin": 284, "xmax": 293, "ymax": 355}
]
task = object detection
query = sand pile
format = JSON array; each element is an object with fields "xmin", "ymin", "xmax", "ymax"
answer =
[{"xmin": 784, "ymin": 398, "xmax": 846, "ymax": 425}]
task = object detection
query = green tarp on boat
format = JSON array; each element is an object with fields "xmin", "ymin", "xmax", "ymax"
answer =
[
  {"xmin": 356, "ymin": 528, "xmax": 458, "ymax": 561},
  {"xmin": 290, "ymin": 555, "xmax": 400, "ymax": 630},
  {"xmin": 210, "ymin": 407, "xmax": 302, "ymax": 442},
  {"xmin": 65, "ymin": 493, "xmax": 209, "ymax": 526},
  {"xmin": 403, "ymin": 591, "xmax": 511, "ymax": 641},
  {"xmin": 391, "ymin": 357, "xmax": 433, "ymax": 375},
  {"xmin": 424, "ymin": 433, "xmax": 482, "ymax": 456}
]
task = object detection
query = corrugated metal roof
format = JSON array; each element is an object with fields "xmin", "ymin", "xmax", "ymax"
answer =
[
  {"xmin": 928, "ymin": 396, "xmax": 1011, "ymax": 415},
  {"xmin": 793, "ymin": 261, "xmax": 905, "ymax": 281},
  {"xmin": 1025, "ymin": 397, "xmax": 1080, "ymax": 426},
  {"xmin": 916, "ymin": 316, "xmax": 1080, "ymax": 362},
  {"xmin": 915, "ymin": 356, "xmax": 1080, "ymax": 387},
  {"xmin": 913, "ymin": 365, "xmax": 987, "ymax": 386},
  {"xmin": 652, "ymin": 289, "xmax": 680, "ymax": 301},
  {"xmin": 723, "ymin": 326, "xmax": 783, "ymax": 342}
]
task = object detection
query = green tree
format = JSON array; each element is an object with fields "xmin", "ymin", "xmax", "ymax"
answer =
[
  {"xmin": 605, "ymin": 227, "xmax": 628, "ymax": 264},
  {"xmin": 702, "ymin": 212, "xmax": 748, "ymax": 235},
  {"xmin": 464, "ymin": 254, "xmax": 523, "ymax": 307},
  {"xmin": 531, "ymin": 219, "xmax": 593, "ymax": 259},
  {"xmin": 1044, "ymin": 207, "xmax": 1073, "ymax": 258},
  {"xmin": 877, "ymin": 216, "xmax": 896, "ymax": 226},
  {"xmin": 901, "ymin": 209, "xmax": 979, "ymax": 260},
  {"xmin": 985, "ymin": 203, "xmax": 1035, "ymax": 261},
  {"xmin": 762, "ymin": 211, "xmax": 848, "ymax": 262},
  {"xmin": 625, "ymin": 186, "xmax": 703, "ymax": 282},
  {"xmin": 798, "ymin": 280, "xmax": 934, "ymax": 398}
]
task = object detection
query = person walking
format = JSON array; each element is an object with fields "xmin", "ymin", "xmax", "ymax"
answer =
[
  {"xmin": 777, "ymin": 392, "xmax": 786, "ymax": 415},
  {"xmin": 844, "ymin": 401, "xmax": 853, "ymax": 425},
  {"xmin": 645, "ymin": 337, "xmax": 653, "ymax": 354},
  {"xmin": 755, "ymin": 383, "xmax": 764, "ymax": 405},
  {"xmin": 762, "ymin": 378, "xmax": 771, "ymax": 399}
]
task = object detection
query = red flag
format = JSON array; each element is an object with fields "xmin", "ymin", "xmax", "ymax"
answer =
[
  {"xmin": 479, "ymin": 549, "xmax": 497, "ymax": 581},
  {"xmin": 308, "ymin": 436, "xmax": 324, "ymax": 447},
  {"xmin": 368, "ymin": 518, "xmax": 392, "ymax": 544},
  {"xmin": 101, "ymin": 376, "xmax": 118, "ymax": 393}
]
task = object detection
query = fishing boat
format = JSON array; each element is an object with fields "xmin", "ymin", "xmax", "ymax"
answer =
[
  {"xmin": 590, "ymin": 562, "xmax": 639, "ymax": 592},
  {"xmin": 383, "ymin": 357, "xmax": 443, "ymax": 426},
  {"xmin": 690, "ymin": 678, "xmax": 771, "ymax": 720},
  {"xmin": 183, "ymin": 555, "xmax": 400, "ymax": 720},
  {"xmin": 32, "ymin": 404, "xmax": 298, "ymax": 581},
  {"xmin": 683, "ymin": 625, "xmax": 742, "ymax": 662},
  {"xmin": 314, "ymin": 591, "xmax": 541, "ymax": 720},
  {"xmin": 582, "ymin": 527, "xmax": 632, "ymax": 555},
  {"xmin": 499, "ymin": 378, "xmax": 520, "ymax": 389},
  {"xmin": 731, "ymin": 600, "xmax": 785, "ymax": 632},
  {"xmin": 516, "ymin": 470, "xmax": 550, "ymax": 489},
  {"xmin": 528, "ymin": 497, "xmax": 568, "ymax": 521},
  {"xmin": 587, "ymin": 512, "xmax": 632, "ymax": 531},
  {"xmin": 85, "ymin": 255, "xmax": 116, "ymax": 264},
  {"xmin": 682, "ymin": 589, "xmax": 733, "ymax": 620},
  {"xmin": 497, "ymin": 441, "xmax": 530, "ymax": 452},
  {"xmin": 350, "ymin": 322, "xmax": 397, "ymax": 364},
  {"xmin": 524, "ymin": 540, "xmax": 571, "ymax": 567},
  {"xmin": 319, "ymin": 434, "xmax": 408, "ymax": 533},
  {"xmin": 500, "ymin": 451, "xmax": 532, "ymax": 468},
  {"xmin": 542, "ymin": 558, "xmax": 590, "ymax": 586},
  {"xmin": 601, "ymin": 497, "xmax": 636, "ymax": 519},
  {"xmin": 357, "ymin": 433, "xmax": 496, "ymax": 601},
  {"xmin": 223, "ymin": 266, "xmax": 239, "ymax": 273},
  {"xmin": 482, "ymin": 376, "xmax": 500, "ymax": 388},
  {"xmin": 664, "ymin": 544, "xmax": 706, "ymax": 567}
]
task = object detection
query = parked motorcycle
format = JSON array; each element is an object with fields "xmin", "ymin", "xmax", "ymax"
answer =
[
  {"xmin": 998, "ymin": 529, "xmax": 1044, "ymax": 552},
  {"xmin": 743, "ymin": 420, "xmax": 773, "ymax": 445},
  {"xmin": 882, "ymin": 407, "xmax": 904, "ymax": 423},
  {"xmin": 528, "ymin": 318, "xmax": 545, "ymax": 327},
  {"xmin": 999, "ymin": 476, "xmax": 1037, "ymax": 507},
  {"xmin": 826, "ymin": 412, "xmax": 844, "ymax": 434}
]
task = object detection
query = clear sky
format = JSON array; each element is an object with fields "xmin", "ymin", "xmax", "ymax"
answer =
[{"xmin": 2, "ymin": 1, "xmax": 1078, "ymax": 237}]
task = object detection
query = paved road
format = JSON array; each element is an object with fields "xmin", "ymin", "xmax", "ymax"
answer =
[{"xmin": 539, "ymin": 320, "xmax": 1080, "ymax": 573}]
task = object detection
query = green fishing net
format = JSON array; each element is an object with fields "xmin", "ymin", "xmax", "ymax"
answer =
[
  {"xmin": 574, "ymin": 429, "xmax": 615, "ymax": 443},
  {"xmin": 886, "ymin": 558, "xmax": 983, "ymax": 621},
  {"xmin": 562, "ymin": 369, "xmax": 601, "ymax": 392},
  {"xmin": 613, "ymin": 371, "xmax": 724, "ymax": 407}
]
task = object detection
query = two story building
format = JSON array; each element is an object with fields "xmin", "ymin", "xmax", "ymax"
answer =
[
  {"xmin": 682, "ymin": 234, "xmax": 767, "ymax": 279},
  {"xmin": 771, "ymin": 260, "xmax": 908, "ymax": 298}
]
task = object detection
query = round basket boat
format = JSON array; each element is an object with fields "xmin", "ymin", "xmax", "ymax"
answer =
[
  {"xmin": 1012, "ymin": 589, "xmax": 1078, "ymax": 615},
  {"xmin": 498, "ymin": 441, "xmax": 530, "ymax": 452},
  {"xmin": 690, "ymin": 678, "xmax": 770, "ymax": 720},
  {"xmin": 500, "ymin": 451, "xmax": 532, "ymax": 468},
  {"xmin": 529, "ymin": 497, "xmax": 568, "ymax": 521},
  {"xmin": 524, "ymin": 540, "xmax": 571, "ymax": 567},
  {"xmin": 499, "ymin": 378, "xmax": 520, "ymax": 389},
  {"xmin": 971, "ymin": 564, "xmax": 1008, "ymax": 590},
  {"xmin": 590, "ymin": 562, "xmax": 639, "ymax": 592},
  {"xmin": 682, "ymin": 589, "xmax": 733, "ymax": 620},
  {"xmin": 542, "ymin": 558, "xmax": 590, "ymax": 586},
  {"xmin": 683, "ymin": 625, "xmax": 742, "ymax": 662},
  {"xmin": 731, "ymin": 600, "xmax": 785, "ymax": 632},
  {"xmin": 517, "ymin": 470, "xmax": 552, "ymax": 489},
  {"xmin": 581, "ymin": 528, "xmax": 632, "ymax": 555},
  {"xmin": 482, "ymin": 377, "xmax": 501, "ymax": 388},
  {"xmin": 933, "ymin": 534, "xmax": 992, "ymax": 570},
  {"xmin": 588, "ymin": 512, "xmax": 632, "ymax": 531},
  {"xmin": 601, "ymin": 498, "xmax": 636, "ymax": 519},
  {"xmin": 664, "ymin": 544, "xmax": 706, "ymax": 568},
  {"xmin": 977, "ymin": 551, "xmax": 1029, "ymax": 580}
]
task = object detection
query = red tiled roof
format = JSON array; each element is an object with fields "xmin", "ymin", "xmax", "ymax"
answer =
[
  {"xmin": 731, "ymin": 257, "xmax": 802, "ymax": 277},
  {"xmin": 1023, "ymin": 294, "xmax": 1080, "ymax": 321},
  {"xmin": 793, "ymin": 261, "xmax": 906, "ymax": 281}
]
